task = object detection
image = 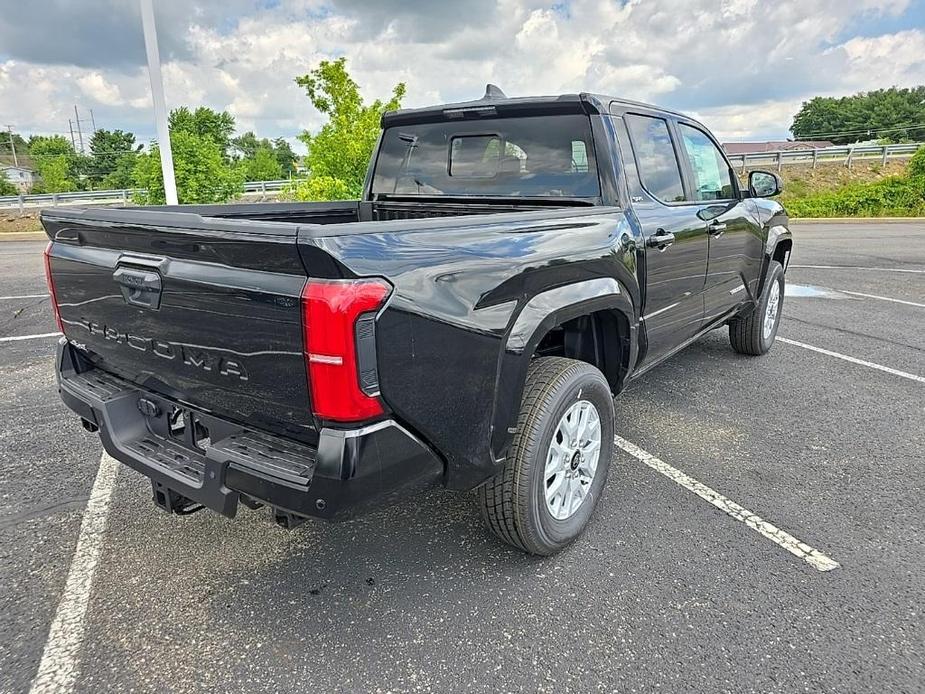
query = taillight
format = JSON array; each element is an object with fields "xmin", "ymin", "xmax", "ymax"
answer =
[
  {"xmin": 301, "ymin": 278, "xmax": 391, "ymax": 423},
  {"xmin": 43, "ymin": 242, "xmax": 64, "ymax": 333}
]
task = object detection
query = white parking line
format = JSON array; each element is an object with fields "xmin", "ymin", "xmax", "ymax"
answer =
[
  {"xmin": 839, "ymin": 290, "xmax": 925, "ymax": 309},
  {"xmin": 790, "ymin": 264, "xmax": 925, "ymax": 274},
  {"xmin": 29, "ymin": 453, "xmax": 120, "ymax": 694},
  {"xmin": 0, "ymin": 332, "xmax": 61, "ymax": 343},
  {"xmin": 614, "ymin": 436, "xmax": 840, "ymax": 572},
  {"xmin": 778, "ymin": 337, "xmax": 925, "ymax": 384},
  {"xmin": 0, "ymin": 293, "xmax": 48, "ymax": 300}
]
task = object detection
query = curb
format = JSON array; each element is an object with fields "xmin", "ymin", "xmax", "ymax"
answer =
[
  {"xmin": 0, "ymin": 231, "xmax": 47, "ymax": 242},
  {"xmin": 791, "ymin": 217, "xmax": 924, "ymax": 224}
]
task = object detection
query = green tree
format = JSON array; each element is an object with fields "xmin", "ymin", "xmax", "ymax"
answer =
[
  {"xmin": 791, "ymin": 86, "xmax": 925, "ymax": 144},
  {"xmin": 231, "ymin": 131, "xmax": 261, "ymax": 159},
  {"xmin": 169, "ymin": 106, "xmax": 236, "ymax": 158},
  {"xmin": 239, "ymin": 145, "xmax": 283, "ymax": 181},
  {"xmin": 232, "ymin": 131, "xmax": 297, "ymax": 178},
  {"xmin": 272, "ymin": 137, "xmax": 298, "ymax": 175},
  {"xmin": 28, "ymin": 135, "xmax": 86, "ymax": 192},
  {"xmin": 293, "ymin": 57, "xmax": 405, "ymax": 199},
  {"xmin": 88, "ymin": 129, "xmax": 142, "ymax": 188},
  {"xmin": 133, "ymin": 129, "xmax": 244, "ymax": 205}
]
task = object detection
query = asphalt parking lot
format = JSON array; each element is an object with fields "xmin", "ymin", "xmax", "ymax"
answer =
[{"xmin": 1, "ymin": 222, "xmax": 923, "ymax": 693}]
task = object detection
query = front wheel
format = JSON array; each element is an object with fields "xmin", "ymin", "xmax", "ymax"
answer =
[
  {"xmin": 477, "ymin": 357, "xmax": 614, "ymax": 555},
  {"xmin": 729, "ymin": 260, "xmax": 784, "ymax": 356}
]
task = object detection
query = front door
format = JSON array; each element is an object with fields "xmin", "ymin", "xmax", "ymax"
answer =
[
  {"xmin": 621, "ymin": 113, "xmax": 710, "ymax": 367},
  {"xmin": 675, "ymin": 122, "xmax": 763, "ymax": 324}
]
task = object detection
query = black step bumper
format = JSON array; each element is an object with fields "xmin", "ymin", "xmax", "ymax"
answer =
[{"xmin": 55, "ymin": 339, "xmax": 443, "ymax": 522}]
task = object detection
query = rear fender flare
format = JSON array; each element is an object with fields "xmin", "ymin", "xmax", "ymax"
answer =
[{"xmin": 489, "ymin": 278, "xmax": 636, "ymax": 462}]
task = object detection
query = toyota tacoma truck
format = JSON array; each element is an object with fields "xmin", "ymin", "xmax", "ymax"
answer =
[{"xmin": 43, "ymin": 87, "xmax": 791, "ymax": 555}]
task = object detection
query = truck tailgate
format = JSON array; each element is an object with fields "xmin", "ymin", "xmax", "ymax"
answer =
[{"xmin": 43, "ymin": 209, "xmax": 315, "ymax": 440}]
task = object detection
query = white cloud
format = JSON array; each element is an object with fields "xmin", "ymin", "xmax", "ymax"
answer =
[
  {"xmin": 837, "ymin": 29, "xmax": 925, "ymax": 90},
  {"xmin": 0, "ymin": 0, "xmax": 923, "ymax": 146},
  {"xmin": 76, "ymin": 73, "xmax": 123, "ymax": 106}
]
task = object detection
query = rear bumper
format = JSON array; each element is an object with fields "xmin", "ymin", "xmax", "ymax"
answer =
[{"xmin": 55, "ymin": 339, "xmax": 443, "ymax": 522}]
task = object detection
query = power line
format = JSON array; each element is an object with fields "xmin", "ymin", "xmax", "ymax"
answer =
[
  {"xmin": 793, "ymin": 120, "xmax": 925, "ymax": 140},
  {"xmin": 24, "ymin": 149, "xmax": 144, "ymax": 158}
]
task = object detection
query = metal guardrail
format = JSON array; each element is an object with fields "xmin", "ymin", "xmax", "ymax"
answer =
[
  {"xmin": 2, "ymin": 144, "xmax": 923, "ymax": 209},
  {"xmin": 0, "ymin": 179, "xmax": 292, "ymax": 210},
  {"xmin": 728, "ymin": 143, "xmax": 922, "ymax": 171}
]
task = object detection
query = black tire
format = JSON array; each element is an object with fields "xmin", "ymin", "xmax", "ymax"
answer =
[
  {"xmin": 729, "ymin": 260, "xmax": 785, "ymax": 356},
  {"xmin": 477, "ymin": 357, "xmax": 614, "ymax": 555}
]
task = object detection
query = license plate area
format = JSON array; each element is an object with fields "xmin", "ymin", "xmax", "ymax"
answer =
[{"xmin": 137, "ymin": 395, "xmax": 236, "ymax": 455}]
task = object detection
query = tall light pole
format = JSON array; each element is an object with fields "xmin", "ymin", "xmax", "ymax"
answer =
[{"xmin": 140, "ymin": 0, "xmax": 178, "ymax": 205}]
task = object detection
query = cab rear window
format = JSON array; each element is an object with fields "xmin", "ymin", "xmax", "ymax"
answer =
[{"xmin": 371, "ymin": 115, "xmax": 601, "ymax": 198}]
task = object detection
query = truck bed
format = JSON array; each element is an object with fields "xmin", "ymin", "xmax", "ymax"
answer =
[
  {"xmin": 43, "ymin": 198, "xmax": 625, "ymax": 476},
  {"xmin": 59, "ymin": 197, "xmax": 594, "ymax": 225}
]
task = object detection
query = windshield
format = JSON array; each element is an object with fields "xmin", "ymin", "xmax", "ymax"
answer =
[{"xmin": 371, "ymin": 114, "xmax": 601, "ymax": 198}]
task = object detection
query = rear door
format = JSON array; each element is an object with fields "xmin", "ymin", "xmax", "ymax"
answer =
[
  {"xmin": 674, "ymin": 121, "xmax": 763, "ymax": 324},
  {"xmin": 619, "ymin": 113, "xmax": 709, "ymax": 366}
]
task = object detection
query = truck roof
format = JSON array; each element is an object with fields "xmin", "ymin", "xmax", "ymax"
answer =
[{"xmin": 380, "ymin": 87, "xmax": 692, "ymax": 128}]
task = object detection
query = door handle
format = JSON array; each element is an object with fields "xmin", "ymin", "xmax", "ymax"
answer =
[
  {"xmin": 708, "ymin": 220, "xmax": 727, "ymax": 237},
  {"xmin": 646, "ymin": 229, "xmax": 675, "ymax": 251}
]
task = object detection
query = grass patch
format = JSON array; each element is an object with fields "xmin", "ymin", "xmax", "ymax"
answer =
[{"xmin": 743, "ymin": 151, "xmax": 925, "ymax": 217}]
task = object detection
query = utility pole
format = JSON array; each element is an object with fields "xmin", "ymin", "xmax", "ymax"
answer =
[
  {"xmin": 140, "ymin": 0, "xmax": 178, "ymax": 205},
  {"xmin": 74, "ymin": 105, "xmax": 85, "ymax": 153},
  {"xmin": 5, "ymin": 126, "xmax": 18, "ymax": 167},
  {"xmin": 68, "ymin": 119, "xmax": 77, "ymax": 149},
  {"xmin": 89, "ymin": 108, "xmax": 97, "ymax": 134}
]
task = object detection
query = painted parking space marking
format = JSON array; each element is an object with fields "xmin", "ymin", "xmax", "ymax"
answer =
[
  {"xmin": 778, "ymin": 337, "xmax": 925, "ymax": 384},
  {"xmin": 614, "ymin": 436, "xmax": 840, "ymax": 572},
  {"xmin": 0, "ymin": 293, "xmax": 48, "ymax": 300},
  {"xmin": 29, "ymin": 453, "xmax": 120, "ymax": 694},
  {"xmin": 789, "ymin": 264, "xmax": 925, "ymax": 274},
  {"xmin": 0, "ymin": 332, "xmax": 61, "ymax": 343},
  {"xmin": 839, "ymin": 290, "xmax": 925, "ymax": 309}
]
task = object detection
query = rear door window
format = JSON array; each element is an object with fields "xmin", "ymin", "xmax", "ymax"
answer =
[{"xmin": 625, "ymin": 114, "xmax": 685, "ymax": 203}]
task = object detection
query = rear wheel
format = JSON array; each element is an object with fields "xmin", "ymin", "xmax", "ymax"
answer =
[
  {"xmin": 477, "ymin": 357, "xmax": 614, "ymax": 555},
  {"xmin": 729, "ymin": 260, "xmax": 784, "ymax": 355}
]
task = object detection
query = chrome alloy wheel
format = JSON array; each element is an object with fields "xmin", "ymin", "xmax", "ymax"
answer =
[
  {"xmin": 763, "ymin": 279, "xmax": 781, "ymax": 340},
  {"xmin": 544, "ymin": 400, "xmax": 602, "ymax": 520}
]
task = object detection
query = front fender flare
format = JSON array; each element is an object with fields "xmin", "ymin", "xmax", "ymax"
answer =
[{"xmin": 757, "ymin": 224, "xmax": 792, "ymax": 297}]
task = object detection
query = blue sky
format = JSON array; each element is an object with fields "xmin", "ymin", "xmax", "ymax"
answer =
[{"xmin": 0, "ymin": 0, "xmax": 923, "ymax": 150}]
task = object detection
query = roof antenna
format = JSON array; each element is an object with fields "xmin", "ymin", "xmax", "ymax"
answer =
[{"xmin": 482, "ymin": 84, "xmax": 507, "ymax": 100}]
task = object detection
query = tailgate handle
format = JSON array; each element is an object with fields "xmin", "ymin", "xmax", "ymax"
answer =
[{"xmin": 113, "ymin": 266, "xmax": 162, "ymax": 310}]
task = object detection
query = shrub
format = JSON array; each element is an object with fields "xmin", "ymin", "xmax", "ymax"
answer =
[
  {"xmin": 286, "ymin": 175, "xmax": 353, "ymax": 201},
  {"xmin": 786, "ymin": 148, "xmax": 925, "ymax": 217}
]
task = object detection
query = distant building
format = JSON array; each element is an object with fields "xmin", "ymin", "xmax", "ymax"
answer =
[
  {"xmin": 722, "ymin": 141, "xmax": 834, "ymax": 155},
  {"xmin": 0, "ymin": 165, "xmax": 36, "ymax": 192}
]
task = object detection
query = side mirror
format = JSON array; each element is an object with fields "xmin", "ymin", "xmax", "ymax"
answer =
[{"xmin": 748, "ymin": 170, "xmax": 782, "ymax": 198}]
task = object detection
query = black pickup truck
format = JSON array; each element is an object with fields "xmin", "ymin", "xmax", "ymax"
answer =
[{"xmin": 43, "ymin": 87, "xmax": 791, "ymax": 555}]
